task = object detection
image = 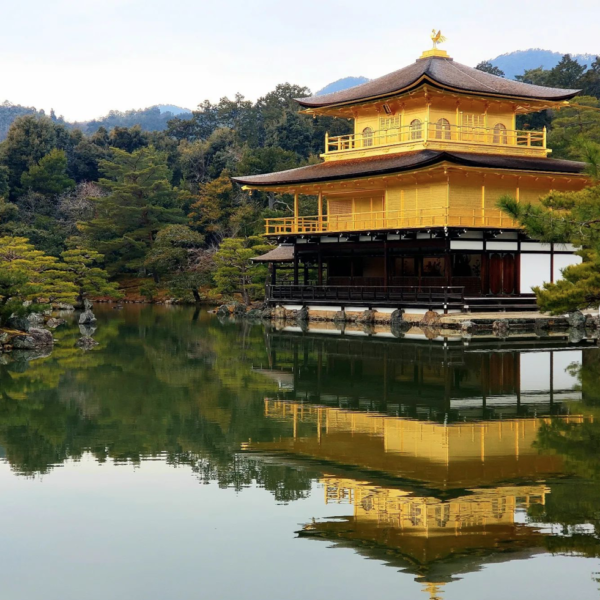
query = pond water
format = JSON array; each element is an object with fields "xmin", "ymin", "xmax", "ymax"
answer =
[{"xmin": 1, "ymin": 306, "xmax": 600, "ymax": 600}]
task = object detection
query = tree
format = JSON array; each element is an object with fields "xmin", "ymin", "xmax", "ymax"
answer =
[
  {"xmin": 188, "ymin": 171, "xmax": 241, "ymax": 242},
  {"xmin": 2, "ymin": 115, "xmax": 74, "ymax": 197},
  {"xmin": 498, "ymin": 151, "xmax": 600, "ymax": 313},
  {"xmin": 0, "ymin": 236, "xmax": 78, "ymax": 324},
  {"xmin": 59, "ymin": 249, "xmax": 122, "ymax": 306},
  {"xmin": 547, "ymin": 54, "xmax": 586, "ymax": 89},
  {"xmin": 213, "ymin": 237, "xmax": 271, "ymax": 304},
  {"xmin": 20, "ymin": 149, "xmax": 75, "ymax": 196},
  {"xmin": 144, "ymin": 224, "xmax": 205, "ymax": 283},
  {"xmin": 79, "ymin": 147, "xmax": 186, "ymax": 275},
  {"xmin": 547, "ymin": 97, "xmax": 600, "ymax": 159},
  {"xmin": 475, "ymin": 61, "xmax": 505, "ymax": 77},
  {"xmin": 580, "ymin": 57, "xmax": 600, "ymax": 98}
]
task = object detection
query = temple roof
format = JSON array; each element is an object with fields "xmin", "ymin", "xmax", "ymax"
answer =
[
  {"xmin": 233, "ymin": 151, "xmax": 586, "ymax": 188},
  {"xmin": 252, "ymin": 244, "xmax": 294, "ymax": 262},
  {"xmin": 297, "ymin": 56, "xmax": 580, "ymax": 108}
]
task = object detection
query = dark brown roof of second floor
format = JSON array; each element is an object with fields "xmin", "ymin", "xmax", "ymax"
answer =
[
  {"xmin": 232, "ymin": 151, "xmax": 586, "ymax": 188},
  {"xmin": 297, "ymin": 56, "xmax": 580, "ymax": 108}
]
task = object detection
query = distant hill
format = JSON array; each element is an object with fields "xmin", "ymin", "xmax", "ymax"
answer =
[
  {"xmin": 156, "ymin": 104, "xmax": 192, "ymax": 116},
  {"xmin": 75, "ymin": 105, "xmax": 186, "ymax": 135},
  {"xmin": 316, "ymin": 76, "xmax": 369, "ymax": 96},
  {"xmin": 488, "ymin": 49, "xmax": 597, "ymax": 80}
]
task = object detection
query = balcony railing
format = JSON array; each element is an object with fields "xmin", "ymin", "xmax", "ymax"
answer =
[
  {"xmin": 265, "ymin": 207, "xmax": 519, "ymax": 235},
  {"xmin": 325, "ymin": 122, "xmax": 546, "ymax": 155},
  {"xmin": 267, "ymin": 284, "xmax": 465, "ymax": 308}
]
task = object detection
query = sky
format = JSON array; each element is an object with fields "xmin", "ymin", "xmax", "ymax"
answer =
[{"xmin": 1, "ymin": 0, "xmax": 599, "ymax": 122}]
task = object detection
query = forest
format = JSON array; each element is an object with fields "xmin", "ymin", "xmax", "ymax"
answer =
[{"xmin": 0, "ymin": 54, "xmax": 600, "ymax": 318}]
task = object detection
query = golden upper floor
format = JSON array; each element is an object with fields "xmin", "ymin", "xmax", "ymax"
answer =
[{"xmin": 298, "ymin": 47, "xmax": 579, "ymax": 161}]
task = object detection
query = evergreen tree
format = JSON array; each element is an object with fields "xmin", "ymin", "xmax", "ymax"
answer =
[
  {"xmin": 79, "ymin": 147, "xmax": 186, "ymax": 275},
  {"xmin": 498, "ymin": 145, "xmax": 600, "ymax": 313},
  {"xmin": 213, "ymin": 237, "xmax": 271, "ymax": 304},
  {"xmin": 0, "ymin": 236, "xmax": 78, "ymax": 323},
  {"xmin": 475, "ymin": 61, "xmax": 505, "ymax": 77},
  {"xmin": 20, "ymin": 149, "xmax": 75, "ymax": 196},
  {"xmin": 59, "ymin": 249, "xmax": 122, "ymax": 306}
]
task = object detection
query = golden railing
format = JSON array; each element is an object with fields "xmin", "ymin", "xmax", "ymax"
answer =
[
  {"xmin": 265, "ymin": 207, "xmax": 520, "ymax": 235},
  {"xmin": 325, "ymin": 123, "xmax": 546, "ymax": 155}
]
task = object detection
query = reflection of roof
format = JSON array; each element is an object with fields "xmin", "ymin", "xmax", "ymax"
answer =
[
  {"xmin": 297, "ymin": 56, "xmax": 580, "ymax": 108},
  {"xmin": 233, "ymin": 151, "xmax": 586, "ymax": 188},
  {"xmin": 252, "ymin": 245, "xmax": 294, "ymax": 263},
  {"xmin": 252, "ymin": 368, "xmax": 294, "ymax": 389}
]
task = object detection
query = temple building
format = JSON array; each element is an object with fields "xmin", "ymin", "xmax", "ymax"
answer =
[{"xmin": 234, "ymin": 36, "xmax": 590, "ymax": 313}]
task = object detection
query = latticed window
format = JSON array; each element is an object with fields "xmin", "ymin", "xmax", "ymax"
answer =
[
  {"xmin": 410, "ymin": 119, "xmax": 422, "ymax": 140},
  {"xmin": 435, "ymin": 118, "xmax": 451, "ymax": 140},
  {"xmin": 462, "ymin": 113, "xmax": 485, "ymax": 129},
  {"xmin": 493, "ymin": 123, "xmax": 508, "ymax": 144},
  {"xmin": 362, "ymin": 127, "xmax": 374, "ymax": 147},
  {"xmin": 379, "ymin": 115, "xmax": 401, "ymax": 130}
]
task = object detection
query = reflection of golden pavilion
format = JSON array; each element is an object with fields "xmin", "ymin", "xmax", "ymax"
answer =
[
  {"xmin": 251, "ymin": 400, "xmax": 588, "ymax": 488},
  {"xmin": 302, "ymin": 477, "xmax": 549, "ymax": 596}
]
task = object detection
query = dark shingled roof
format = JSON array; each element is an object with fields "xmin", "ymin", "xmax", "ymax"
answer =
[
  {"xmin": 298, "ymin": 56, "xmax": 580, "ymax": 108},
  {"xmin": 233, "ymin": 151, "xmax": 586, "ymax": 188},
  {"xmin": 252, "ymin": 245, "xmax": 295, "ymax": 262}
]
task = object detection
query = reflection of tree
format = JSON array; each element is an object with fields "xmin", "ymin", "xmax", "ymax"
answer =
[{"xmin": 0, "ymin": 307, "xmax": 313, "ymax": 503}]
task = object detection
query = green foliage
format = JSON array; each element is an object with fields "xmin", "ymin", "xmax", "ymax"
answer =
[
  {"xmin": 0, "ymin": 236, "xmax": 78, "ymax": 323},
  {"xmin": 475, "ymin": 61, "xmax": 505, "ymax": 77},
  {"xmin": 59, "ymin": 248, "xmax": 122, "ymax": 305},
  {"xmin": 20, "ymin": 149, "xmax": 75, "ymax": 196},
  {"xmin": 498, "ymin": 179, "xmax": 600, "ymax": 313},
  {"xmin": 546, "ymin": 97, "xmax": 600, "ymax": 159},
  {"xmin": 213, "ymin": 237, "xmax": 271, "ymax": 304},
  {"xmin": 79, "ymin": 146, "xmax": 187, "ymax": 275},
  {"xmin": 144, "ymin": 224, "xmax": 205, "ymax": 281},
  {"xmin": 1, "ymin": 115, "xmax": 74, "ymax": 197}
]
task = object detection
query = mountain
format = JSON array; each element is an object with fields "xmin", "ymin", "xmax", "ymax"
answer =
[
  {"xmin": 316, "ymin": 76, "xmax": 369, "ymax": 96},
  {"xmin": 488, "ymin": 49, "xmax": 597, "ymax": 80},
  {"xmin": 156, "ymin": 104, "xmax": 192, "ymax": 115}
]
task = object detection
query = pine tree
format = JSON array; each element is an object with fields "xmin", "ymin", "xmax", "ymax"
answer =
[
  {"xmin": 213, "ymin": 237, "xmax": 271, "ymax": 304},
  {"xmin": 498, "ymin": 146, "xmax": 600, "ymax": 314},
  {"xmin": 0, "ymin": 236, "xmax": 78, "ymax": 323},
  {"xmin": 59, "ymin": 249, "xmax": 122, "ymax": 306},
  {"xmin": 20, "ymin": 149, "xmax": 75, "ymax": 196},
  {"xmin": 79, "ymin": 147, "xmax": 186, "ymax": 275}
]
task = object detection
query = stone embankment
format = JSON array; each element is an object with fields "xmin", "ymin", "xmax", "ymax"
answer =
[
  {"xmin": 215, "ymin": 302, "xmax": 599, "ymax": 338},
  {"xmin": 0, "ymin": 304, "xmax": 74, "ymax": 358}
]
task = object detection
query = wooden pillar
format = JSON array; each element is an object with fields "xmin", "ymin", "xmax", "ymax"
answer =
[
  {"xmin": 304, "ymin": 262, "xmax": 309, "ymax": 285},
  {"xmin": 317, "ymin": 191, "xmax": 323, "ymax": 232},
  {"xmin": 293, "ymin": 245, "xmax": 299, "ymax": 286},
  {"xmin": 271, "ymin": 264, "xmax": 277, "ymax": 285},
  {"xmin": 294, "ymin": 192, "xmax": 299, "ymax": 233}
]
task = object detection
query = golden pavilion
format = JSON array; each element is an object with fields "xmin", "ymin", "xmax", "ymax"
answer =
[{"xmin": 234, "ymin": 35, "xmax": 590, "ymax": 313}]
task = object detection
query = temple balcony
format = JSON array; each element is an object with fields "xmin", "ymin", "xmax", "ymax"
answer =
[
  {"xmin": 324, "ymin": 123, "xmax": 548, "ymax": 161},
  {"xmin": 265, "ymin": 207, "xmax": 519, "ymax": 236}
]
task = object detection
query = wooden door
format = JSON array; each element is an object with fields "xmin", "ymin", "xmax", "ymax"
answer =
[{"xmin": 488, "ymin": 253, "xmax": 517, "ymax": 296}]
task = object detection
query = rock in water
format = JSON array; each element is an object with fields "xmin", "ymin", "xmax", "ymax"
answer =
[
  {"xmin": 76, "ymin": 336, "xmax": 99, "ymax": 349},
  {"xmin": 46, "ymin": 318, "xmax": 66, "ymax": 329},
  {"xmin": 7, "ymin": 316, "xmax": 31, "ymax": 332},
  {"xmin": 79, "ymin": 309, "xmax": 97, "ymax": 325},
  {"xmin": 567, "ymin": 310, "xmax": 586, "ymax": 328},
  {"xmin": 421, "ymin": 310, "xmax": 441, "ymax": 326},
  {"xmin": 12, "ymin": 335, "xmax": 36, "ymax": 350},
  {"xmin": 28, "ymin": 328, "xmax": 54, "ymax": 347},
  {"xmin": 27, "ymin": 313, "xmax": 45, "ymax": 326}
]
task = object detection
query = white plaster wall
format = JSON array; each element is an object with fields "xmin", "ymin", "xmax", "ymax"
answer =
[
  {"xmin": 553, "ymin": 254, "xmax": 582, "ymax": 283},
  {"xmin": 520, "ymin": 254, "xmax": 551, "ymax": 293}
]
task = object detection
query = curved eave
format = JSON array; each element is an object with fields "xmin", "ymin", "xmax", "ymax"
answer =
[
  {"xmin": 232, "ymin": 152, "xmax": 587, "ymax": 190},
  {"xmin": 297, "ymin": 74, "xmax": 580, "ymax": 111}
]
